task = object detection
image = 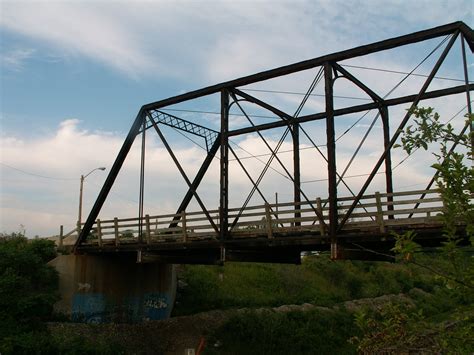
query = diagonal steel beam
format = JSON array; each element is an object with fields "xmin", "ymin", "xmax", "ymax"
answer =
[
  {"xmin": 229, "ymin": 128, "xmax": 291, "ymax": 231},
  {"xmin": 228, "ymin": 145, "xmax": 283, "ymax": 227},
  {"xmin": 298, "ymin": 125, "xmax": 375, "ymax": 222},
  {"xmin": 169, "ymin": 137, "xmax": 221, "ymax": 228},
  {"xmin": 231, "ymin": 88, "xmax": 293, "ymax": 121},
  {"xmin": 150, "ymin": 119, "xmax": 219, "ymax": 234},
  {"xmin": 74, "ymin": 110, "xmax": 146, "ymax": 251},
  {"xmin": 332, "ymin": 62, "xmax": 384, "ymax": 103}
]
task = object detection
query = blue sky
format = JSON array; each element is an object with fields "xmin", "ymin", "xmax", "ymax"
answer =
[{"xmin": 0, "ymin": 0, "xmax": 472, "ymax": 237}]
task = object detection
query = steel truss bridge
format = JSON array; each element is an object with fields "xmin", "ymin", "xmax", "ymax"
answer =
[{"xmin": 73, "ymin": 21, "xmax": 473, "ymax": 264}]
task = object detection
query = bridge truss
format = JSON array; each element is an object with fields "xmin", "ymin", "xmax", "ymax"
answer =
[{"xmin": 74, "ymin": 21, "xmax": 473, "ymax": 263}]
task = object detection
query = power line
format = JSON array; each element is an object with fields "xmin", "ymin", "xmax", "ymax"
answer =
[
  {"xmin": 230, "ymin": 144, "xmax": 326, "ymax": 161},
  {"xmin": 242, "ymin": 88, "xmax": 371, "ymax": 101},
  {"xmin": 301, "ymin": 171, "xmax": 385, "ymax": 184},
  {"xmin": 341, "ymin": 64, "xmax": 471, "ymax": 83},
  {"xmin": 163, "ymin": 108, "xmax": 281, "ymax": 120},
  {"xmin": 0, "ymin": 162, "xmax": 76, "ymax": 180}
]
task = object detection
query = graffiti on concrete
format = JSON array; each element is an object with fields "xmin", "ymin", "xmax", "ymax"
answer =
[
  {"xmin": 71, "ymin": 292, "xmax": 172, "ymax": 323},
  {"xmin": 72, "ymin": 293, "xmax": 106, "ymax": 323},
  {"xmin": 142, "ymin": 293, "xmax": 170, "ymax": 321},
  {"xmin": 144, "ymin": 297, "xmax": 167, "ymax": 309}
]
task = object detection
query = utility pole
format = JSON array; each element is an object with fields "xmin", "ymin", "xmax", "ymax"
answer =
[{"xmin": 78, "ymin": 167, "xmax": 106, "ymax": 231}]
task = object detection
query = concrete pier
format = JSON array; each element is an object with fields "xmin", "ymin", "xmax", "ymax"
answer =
[{"xmin": 48, "ymin": 255, "xmax": 176, "ymax": 323}]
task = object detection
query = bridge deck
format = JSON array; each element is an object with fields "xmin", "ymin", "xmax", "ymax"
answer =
[{"xmin": 74, "ymin": 189, "xmax": 470, "ymax": 262}]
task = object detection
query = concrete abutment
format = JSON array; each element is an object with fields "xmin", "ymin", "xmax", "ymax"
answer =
[{"xmin": 48, "ymin": 254, "xmax": 177, "ymax": 323}]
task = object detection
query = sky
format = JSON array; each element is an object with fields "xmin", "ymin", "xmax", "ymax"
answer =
[{"xmin": 0, "ymin": 0, "xmax": 472, "ymax": 237}]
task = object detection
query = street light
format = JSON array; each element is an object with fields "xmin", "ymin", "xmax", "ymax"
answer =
[{"xmin": 78, "ymin": 167, "xmax": 106, "ymax": 229}]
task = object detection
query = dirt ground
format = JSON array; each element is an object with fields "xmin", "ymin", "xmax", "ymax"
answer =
[{"xmin": 49, "ymin": 308, "xmax": 233, "ymax": 354}]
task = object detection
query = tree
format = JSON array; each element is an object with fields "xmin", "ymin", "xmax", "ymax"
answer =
[{"xmin": 394, "ymin": 107, "xmax": 473, "ymax": 290}]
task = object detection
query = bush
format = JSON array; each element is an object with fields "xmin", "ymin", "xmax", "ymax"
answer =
[{"xmin": 0, "ymin": 234, "xmax": 59, "ymax": 340}]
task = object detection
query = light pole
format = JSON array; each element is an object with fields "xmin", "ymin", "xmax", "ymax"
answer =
[{"xmin": 78, "ymin": 167, "xmax": 106, "ymax": 230}]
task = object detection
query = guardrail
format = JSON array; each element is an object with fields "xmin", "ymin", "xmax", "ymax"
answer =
[{"xmin": 67, "ymin": 188, "xmax": 470, "ymax": 248}]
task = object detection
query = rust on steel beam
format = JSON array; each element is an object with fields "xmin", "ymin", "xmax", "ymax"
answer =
[
  {"xmin": 220, "ymin": 90, "xmax": 230, "ymax": 242},
  {"xmin": 292, "ymin": 120, "xmax": 301, "ymax": 227},
  {"xmin": 325, "ymin": 62, "xmax": 338, "ymax": 258},
  {"xmin": 74, "ymin": 109, "xmax": 146, "ymax": 252},
  {"xmin": 231, "ymin": 88, "xmax": 293, "ymax": 121},
  {"xmin": 332, "ymin": 62, "xmax": 384, "ymax": 103},
  {"xmin": 138, "ymin": 120, "xmax": 146, "ymax": 243},
  {"xmin": 228, "ymin": 84, "xmax": 473, "ymax": 137},
  {"xmin": 381, "ymin": 106, "xmax": 394, "ymax": 219},
  {"xmin": 141, "ymin": 22, "xmax": 470, "ymax": 111}
]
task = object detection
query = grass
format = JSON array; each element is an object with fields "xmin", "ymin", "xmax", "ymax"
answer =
[
  {"xmin": 205, "ymin": 308, "xmax": 359, "ymax": 355},
  {"xmin": 173, "ymin": 253, "xmax": 438, "ymax": 316}
]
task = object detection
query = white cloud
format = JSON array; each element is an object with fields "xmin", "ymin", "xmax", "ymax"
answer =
[
  {"xmin": 1, "ymin": 48, "xmax": 36, "ymax": 71},
  {"xmin": 1, "ymin": 0, "xmax": 470, "ymax": 80},
  {"xmin": 1, "ymin": 2, "xmax": 159, "ymax": 78}
]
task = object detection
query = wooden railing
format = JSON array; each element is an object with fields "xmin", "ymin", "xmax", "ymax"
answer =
[{"xmin": 73, "ymin": 189, "xmax": 470, "ymax": 247}]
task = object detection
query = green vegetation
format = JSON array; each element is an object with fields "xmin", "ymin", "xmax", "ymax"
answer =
[
  {"xmin": 207, "ymin": 309, "xmax": 359, "ymax": 355},
  {"xmin": 174, "ymin": 255, "xmax": 436, "ymax": 316},
  {"xmin": 0, "ymin": 233, "xmax": 59, "ymax": 353},
  {"xmin": 350, "ymin": 296, "xmax": 474, "ymax": 353}
]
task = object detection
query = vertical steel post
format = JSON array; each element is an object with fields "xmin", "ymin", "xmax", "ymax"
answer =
[
  {"xmin": 138, "ymin": 119, "xmax": 146, "ymax": 243},
  {"xmin": 324, "ymin": 63, "xmax": 338, "ymax": 258},
  {"xmin": 381, "ymin": 106, "xmax": 394, "ymax": 218},
  {"xmin": 220, "ymin": 90, "xmax": 229, "ymax": 242},
  {"xmin": 59, "ymin": 225, "xmax": 63, "ymax": 249},
  {"xmin": 275, "ymin": 192, "xmax": 279, "ymax": 216},
  {"xmin": 461, "ymin": 35, "xmax": 473, "ymax": 156},
  {"xmin": 78, "ymin": 175, "xmax": 84, "ymax": 228},
  {"xmin": 292, "ymin": 121, "xmax": 301, "ymax": 226}
]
